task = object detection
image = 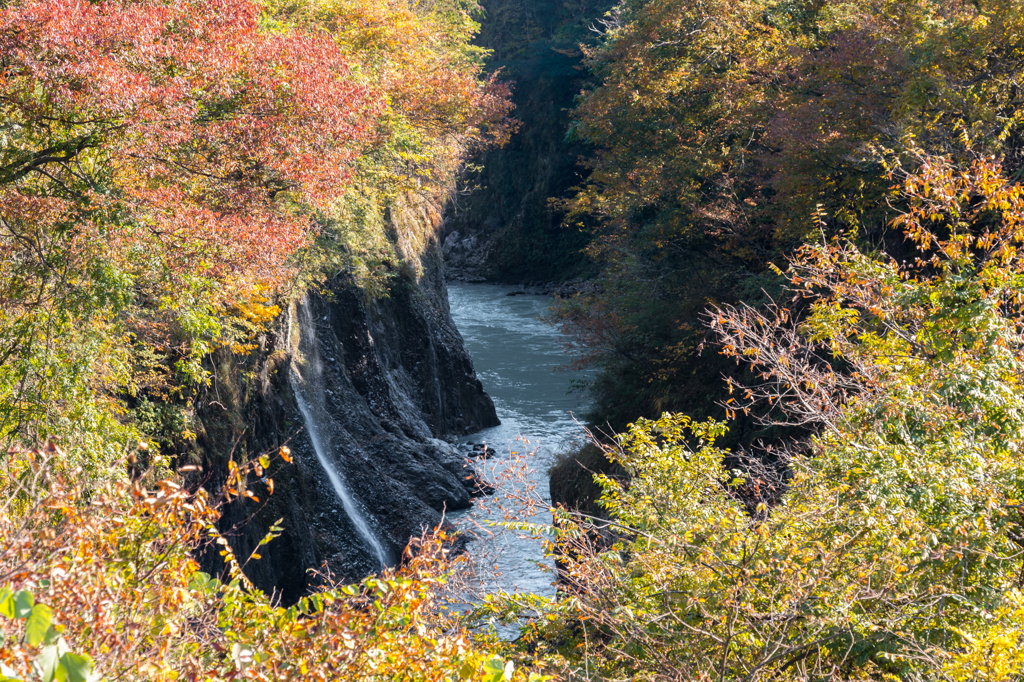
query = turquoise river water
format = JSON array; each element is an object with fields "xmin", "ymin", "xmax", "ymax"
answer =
[{"xmin": 446, "ymin": 282, "xmax": 592, "ymax": 599}]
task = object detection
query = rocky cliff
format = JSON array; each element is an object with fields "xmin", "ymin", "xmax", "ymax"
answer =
[{"xmin": 190, "ymin": 192, "xmax": 499, "ymax": 604}]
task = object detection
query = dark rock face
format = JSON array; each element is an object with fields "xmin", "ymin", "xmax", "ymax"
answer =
[{"xmin": 192, "ymin": 193, "xmax": 498, "ymax": 604}]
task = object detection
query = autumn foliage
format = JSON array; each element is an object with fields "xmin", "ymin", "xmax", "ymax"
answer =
[
  {"xmin": 0, "ymin": 0, "xmax": 377, "ymax": 457},
  {"xmin": 0, "ymin": 0, "xmax": 525, "ymax": 677},
  {"xmin": 0, "ymin": 0, "xmax": 512, "ymax": 461},
  {"xmin": 554, "ymin": 0, "xmax": 1024, "ymax": 431},
  {"xmin": 506, "ymin": 2, "xmax": 1024, "ymax": 677},
  {"xmin": 0, "ymin": 445, "xmax": 538, "ymax": 681},
  {"xmin": 0, "ymin": 0, "xmax": 379, "ymax": 288},
  {"xmin": 495, "ymin": 156, "xmax": 1024, "ymax": 681},
  {"xmin": 16, "ymin": 0, "xmax": 1024, "ymax": 679}
]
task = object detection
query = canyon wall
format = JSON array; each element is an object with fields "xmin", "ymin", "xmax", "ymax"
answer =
[{"xmin": 190, "ymin": 193, "xmax": 499, "ymax": 604}]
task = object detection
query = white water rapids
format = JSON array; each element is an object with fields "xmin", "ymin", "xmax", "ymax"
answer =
[{"xmin": 447, "ymin": 283, "xmax": 592, "ymax": 598}]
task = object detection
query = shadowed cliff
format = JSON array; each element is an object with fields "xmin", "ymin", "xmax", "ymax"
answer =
[
  {"xmin": 190, "ymin": 192, "xmax": 499, "ymax": 604},
  {"xmin": 442, "ymin": 0, "xmax": 613, "ymax": 283}
]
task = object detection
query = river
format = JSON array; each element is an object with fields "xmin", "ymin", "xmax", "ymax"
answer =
[{"xmin": 446, "ymin": 282, "xmax": 591, "ymax": 599}]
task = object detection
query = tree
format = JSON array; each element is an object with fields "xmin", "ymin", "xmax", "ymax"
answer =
[
  {"xmin": 0, "ymin": 0, "xmax": 385, "ymax": 461},
  {"xmin": 0, "ymin": 0, "xmax": 515, "ymax": 468},
  {"xmin": 519, "ymin": 155, "xmax": 1024, "ymax": 680},
  {"xmin": 553, "ymin": 0, "xmax": 1024, "ymax": 431},
  {"xmin": 0, "ymin": 444, "xmax": 542, "ymax": 681}
]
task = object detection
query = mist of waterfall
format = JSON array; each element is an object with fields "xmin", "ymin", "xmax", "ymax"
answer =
[{"xmin": 288, "ymin": 297, "xmax": 391, "ymax": 569}]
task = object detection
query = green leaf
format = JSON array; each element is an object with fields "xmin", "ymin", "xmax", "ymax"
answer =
[
  {"xmin": 43, "ymin": 625, "xmax": 64, "ymax": 646},
  {"xmin": 35, "ymin": 644, "xmax": 60, "ymax": 682},
  {"xmin": 482, "ymin": 657, "xmax": 506, "ymax": 682},
  {"xmin": 0, "ymin": 587, "xmax": 13, "ymax": 618},
  {"xmin": 55, "ymin": 653, "xmax": 92, "ymax": 682},
  {"xmin": 13, "ymin": 591, "xmax": 33, "ymax": 619},
  {"xmin": 187, "ymin": 571, "xmax": 211, "ymax": 592},
  {"xmin": 25, "ymin": 604, "xmax": 52, "ymax": 646}
]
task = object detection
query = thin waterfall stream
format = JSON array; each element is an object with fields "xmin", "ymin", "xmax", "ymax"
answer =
[
  {"xmin": 288, "ymin": 298, "xmax": 391, "ymax": 570},
  {"xmin": 283, "ymin": 284, "xmax": 584, "ymax": 585}
]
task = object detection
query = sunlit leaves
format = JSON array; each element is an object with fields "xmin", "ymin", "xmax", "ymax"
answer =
[
  {"xmin": 0, "ymin": 0, "xmax": 380, "ymax": 457},
  {"xmin": 532, "ymin": 155, "xmax": 1024, "ymax": 679},
  {"xmin": 482, "ymin": 657, "xmax": 513, "ymax": 682},
  {"xmin": 0, "ymin": 0, "xmax": 513, "ymax": 466},
  {"xmin": 0, "ymin": 445, "xmax": 533, "ymax": 681},
  {"xmin": 0, "ymin": 0, "xmax": 379, "ymax": 284},
  {"xmin": 0, "ymin": 587, "xmax": 94, "ymax": 682},
  {"xmin": 0, "ymin": 2, "xmax": 521, "ymax": 678},
  {"xmin": 23, "ymin": 605, "xmax": 51, "ymax": 647}
]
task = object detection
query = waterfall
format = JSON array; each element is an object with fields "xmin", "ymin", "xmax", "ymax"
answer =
[{"xmin": 288, "ymin": 297, "xmax": 391, "ymax": 569}]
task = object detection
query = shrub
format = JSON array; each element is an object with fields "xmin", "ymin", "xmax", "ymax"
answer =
[
  {"xmin": 513, "ymin": 155, "xmax": 1024, "ymax": 681},
  {"xmin": 0, "ymin": 444, "xmax": 539, "ymax": 681}
]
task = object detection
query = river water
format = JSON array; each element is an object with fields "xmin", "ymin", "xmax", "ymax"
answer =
[{"xmin": 446, "ymin": 282, "xmax": 591, "ymax": 599}]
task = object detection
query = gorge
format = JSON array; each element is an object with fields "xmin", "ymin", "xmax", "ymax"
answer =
[
  {"xmin": 7, "ymin": 0, "xmax": 1024, "ymax": 679},
  {"xmin": 188, "ymin": 0, "xmax": 617, "ymax": 600}
]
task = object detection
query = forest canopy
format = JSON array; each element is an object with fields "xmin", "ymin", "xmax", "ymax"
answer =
[
  {"xmin": 521, "ymin": 155, "xmax": 1024, "ymax": 680},
  {"xmin": 0, "ymin": 0, "xmax": 511, "ymax": 467},
  {"xmin": 554, "ymin": 0, "xmax": 1024, "ymax": 433},
  {"xmin": 512, "ymin": 1, "xmax": 1024, "ymax": 678}
]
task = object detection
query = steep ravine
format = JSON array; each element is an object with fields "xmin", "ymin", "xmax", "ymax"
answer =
[
  {"xmin": 190, "ymin": 193, "xmax": 499, "ymax": 604},
  {"xmin": 441, "ymin": 0, "xmax": 613, "ymax": 284}
]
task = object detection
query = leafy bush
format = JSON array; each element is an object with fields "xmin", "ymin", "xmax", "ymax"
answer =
[
  {"xmin": 0, "ymin": 444, "xmax": 543, "ymax": 681},
  {"xmin": 511, "ymin": 155, "xmax": 1024, "ymax": 680}
]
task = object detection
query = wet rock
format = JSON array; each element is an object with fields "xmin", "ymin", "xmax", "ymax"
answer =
[
  {"xmin": 464, "ymin": 471, "xmax": 496, "ymax": 498},
  {"xmin": 460, "ymin": 442, "xmax": 497, "ymax": 459},
  {"xmin": 193, "ymin": 192, "xmax": 500, "ymax": 604},
  {"xmin": 471, "ymin": 443, "xmax": 497, "ymax": 458},
  {"xmin": 442, "ymin": 230, "xmax": 461, "ymax": 254}
]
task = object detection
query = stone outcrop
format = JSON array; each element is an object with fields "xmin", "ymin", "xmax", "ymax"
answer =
[{"xmin": 190, "ymin": 192, "xmax": 499, "ymax": 604}]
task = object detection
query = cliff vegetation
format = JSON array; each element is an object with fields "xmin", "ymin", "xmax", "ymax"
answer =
[{"xmin": 0, "ymin": 0, "xmax": 526, "ymax": 678}]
